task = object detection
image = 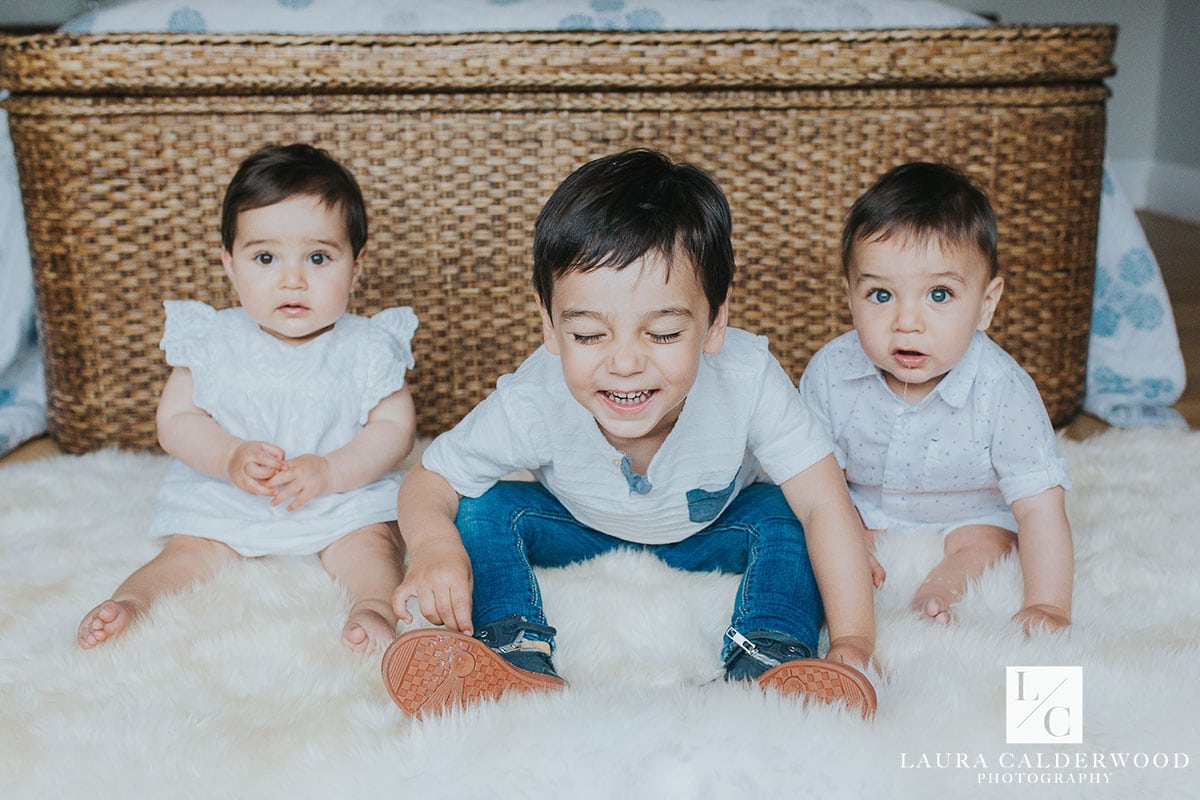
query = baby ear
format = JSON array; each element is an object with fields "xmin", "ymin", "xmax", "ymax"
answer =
[
  {"xmin": 351, "ymin": 243, "xmax": 367, "ymax": 288},
  {"xmin": 977, "ymin": 275, "xmax": 1005, "ymax": 330}
]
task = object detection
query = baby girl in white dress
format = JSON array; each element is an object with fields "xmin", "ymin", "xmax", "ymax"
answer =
[{"xmin": 78, "ymin": 143, "xmax": 418, "ymax": 654}]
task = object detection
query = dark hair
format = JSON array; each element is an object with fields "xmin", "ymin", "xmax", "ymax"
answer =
[
  {"xmin": 533, "ymin": 148, "xmax": 735, "ymax": 322},
  {"xmin": 220, "ymin": 143, "xmax": 368, "ymax": 257},
  {"xmin": 841, "ymin": 162, "xmax": 998, "ymax": 279}
]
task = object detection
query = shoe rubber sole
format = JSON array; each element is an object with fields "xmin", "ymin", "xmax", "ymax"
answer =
[
  {"xmin": 756, "ymin": 659, "xmax": 878, "ymax": 719},
  {"xmin": 381, "ymin": 628, "xmax": 566, "ymax": 718}
]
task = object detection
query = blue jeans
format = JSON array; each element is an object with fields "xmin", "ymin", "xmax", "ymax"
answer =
[{"xmin": 456, "ymin": 480, "xmax": 824, "ymax": 661}]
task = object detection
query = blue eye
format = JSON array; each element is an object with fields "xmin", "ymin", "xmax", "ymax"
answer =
[
  {"xmin": 867, "ymin": 288, "xmax": 892, "ymax": 303},
  {"xmin": 929, "ymin": 287, "xmax": 951, "ymax": 303}
]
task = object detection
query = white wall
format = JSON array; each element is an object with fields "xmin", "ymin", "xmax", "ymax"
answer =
[
  {"xmin": 959, "ymin": 0, "xmax": 1198, "ymax": 221},
  {"xmin": 1147, "ymin": 0, "xmax": 1200, "ymax": 222},
  {"xmin": 0, "ymin": 0, "xmax": 102, "ymax": 27}
]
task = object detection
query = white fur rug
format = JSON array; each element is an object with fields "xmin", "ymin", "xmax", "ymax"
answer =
[{"xmin": 2, "ymin": 428, "xmax": 1199, "ymax": 799}]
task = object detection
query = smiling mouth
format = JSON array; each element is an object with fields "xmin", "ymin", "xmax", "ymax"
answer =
[{"xmin": 602, "ymin": 390, "xmax": 656, "ymax": 406}]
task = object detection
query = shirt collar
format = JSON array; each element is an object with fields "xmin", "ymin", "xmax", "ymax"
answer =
[
  {"xmin": 928, "ymin": 331, "xmax": 986, "ymax": 409},
  {"xmin": 844, "ymin": 331, "xmax": 883, "ymax": 380}
]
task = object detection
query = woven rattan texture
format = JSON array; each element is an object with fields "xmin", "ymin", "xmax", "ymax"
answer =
[
  {"xmin": 0, "ymin": 28, "xmax": 1112, "ymax": 453},
  {"xmin": 0, "ymin": 27, "xmax": 1115, "ymax": 94}
]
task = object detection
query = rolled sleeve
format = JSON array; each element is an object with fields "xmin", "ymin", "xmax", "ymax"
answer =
[{"xmin": 991, "ymin": 371, "xmax": 1072, "ymax": 504}]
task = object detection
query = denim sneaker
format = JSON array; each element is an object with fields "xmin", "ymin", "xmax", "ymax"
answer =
[
  {"xmin": 474, "ymin": 615, "xmax": 561, "ymax": 677},
  {"xmin": 723, "ymin": 627, "xmax": 877, "ymax": 718},
  {"xmin": 381, "ymin": 616, "xmax": 566, "ymax": 718}
]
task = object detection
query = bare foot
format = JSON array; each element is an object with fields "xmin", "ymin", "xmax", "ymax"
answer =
[
  {"xmin": 908, "ymin": 525, "xmax": 1014, "ymax": 627},
  {"xmin": 320, "ymin": 522, "xmax": 405, "ymax": 654},
  {"xmin": 914, "ymin": 595, "xmax": 953, "ymax": 625},
  {"xmin": 911, "ymin": 573, "xmax": 958, "ymax": 624},
  {"xmin": 77, "ymin": 599, "xmax": 143, "ymax": 648},
  {"xmin": 342, "ymin": 602, "xmax": 398, "ymax": 654}
]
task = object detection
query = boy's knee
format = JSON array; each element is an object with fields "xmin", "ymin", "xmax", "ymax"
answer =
[
  {"xmin": 737, "ymin": 505, "xmax": 808, "ymax": 553},
  {"xmin": 456, "ymin": 482, "xmax": 556, "ymax": 547}
]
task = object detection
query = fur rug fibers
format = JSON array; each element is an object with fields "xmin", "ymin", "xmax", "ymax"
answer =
[{"xmin": 1, "ymin": 429, "xmax": 1199, "ymax": 799}]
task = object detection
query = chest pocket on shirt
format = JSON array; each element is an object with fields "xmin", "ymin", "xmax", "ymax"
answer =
[
  {"xmin": 685, "ymin": 470, "xmax": 740, "ymax": 524},
  {"xmin": 922, "ymin": 437, "xmax": 996, "ymax": 492}
]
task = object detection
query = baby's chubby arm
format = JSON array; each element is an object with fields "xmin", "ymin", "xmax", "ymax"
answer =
[
  {"xmin": 157, "ymin": 366, "xmax": 283, "ymax": 496},
  {"xmin": 391, "ymin": 462, "xmax": 475, "ymax": 635},
  {"xmin": 267, "ymin": 386, "xmax": 417, "ymax": 511},
  {"xmin": 780, "ymin": 454, "xmax": 876, "ymax": 669},
  {"xmin": 1010, "ymin": 486, "xmax": 1073, "ymax": 633}
]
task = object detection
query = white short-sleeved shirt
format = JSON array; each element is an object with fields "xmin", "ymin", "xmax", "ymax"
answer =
[
  {"xmin": 422, "ymin": 327, "xmax": 832, "ymax": 545},
  {"xmin": 798, "ymin": 330, "xmax": 1069, "ymax": 534},
  {"xmin": 148, "ymin": 300, "xmax": 417, "ymax": 556}
]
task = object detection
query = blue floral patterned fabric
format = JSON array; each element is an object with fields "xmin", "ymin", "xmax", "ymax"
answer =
[
  {"xmin": 0, "ymin": 101, "xmax": 45, "ymax": 457},
  {"xmin": 59, "ymin": 0, "xmax": 986, "ymax": 34},
  {"xmin": 0, "ymin": 1, "xmax": 1184, "ymax": 456},
  {"xmin": 1085, "ymin": 164, "xmax": 1186, "ymax": 426}
]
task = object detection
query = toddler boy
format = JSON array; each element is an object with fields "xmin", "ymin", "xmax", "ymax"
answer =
[{"xmin": 383, "ymin": 149, "xmax": 877, "ymax": 717}]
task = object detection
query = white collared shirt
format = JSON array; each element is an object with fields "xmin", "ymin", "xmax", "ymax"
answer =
[
  {"xmin": 798, "ymin": 330, "xmax": 1069, "ymax": 533},
  {"xmin": 422, "ymin": 327, "xmax": 832, "ymax": 545}
]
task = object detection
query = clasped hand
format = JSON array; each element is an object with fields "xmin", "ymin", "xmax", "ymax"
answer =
[{"xmin": 226, "ymin": 441, "xmax": 333, "ymax": 511}]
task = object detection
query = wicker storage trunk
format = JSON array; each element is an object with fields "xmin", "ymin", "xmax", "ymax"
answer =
[{"xmin": 0, "ymin": 26, "xmax": 1114, "ymax": 453}]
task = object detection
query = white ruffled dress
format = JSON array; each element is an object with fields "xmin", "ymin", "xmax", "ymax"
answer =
[{"xmin": 147, "ymin": 300, "xmax": 417, "ymax": 556}]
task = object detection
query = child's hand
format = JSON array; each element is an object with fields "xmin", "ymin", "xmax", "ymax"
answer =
[
  {"xmin": 267, "ymin": 454, "xmax": 334, "ymax": 512},
  {"xmin": 863, "ymin": 528, "xmax": 887, "ymax": 588},
  {"xmin": 392, "ymin": 539, "xmax": 474, "ymax": 635},
  {"xmin": 826, "ymin": 635, "xmax": 873, "ymax": 672},
  {"xmin": 227, "ymin": 441, "xmax": 285, "ymax": 497},
  {"xmin": 1013, "ymin": 603, "xmax": 1070, "ymax": 636}
]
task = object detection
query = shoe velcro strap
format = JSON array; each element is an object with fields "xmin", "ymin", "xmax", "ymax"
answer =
[{"xmin": 497, "ymin": 639, "xmax": 553, "ymax": 657}]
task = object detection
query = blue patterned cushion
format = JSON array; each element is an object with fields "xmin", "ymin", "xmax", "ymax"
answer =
[
  {"xmin": 1084, "ymin": 163, "xmax": 1186, "ymax": 427},
  {"xmin": 59, "ymin": 0, "xmax": 986, "ymax": 34}
]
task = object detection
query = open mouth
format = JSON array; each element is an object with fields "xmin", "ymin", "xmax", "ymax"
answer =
[
  {"xmin": 601, "ymin": 389, "xmax": 656, "ymax": 407},
  {"xmin": 893, "ymin": 349, "xmax": 927, "ymax": 368}
]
